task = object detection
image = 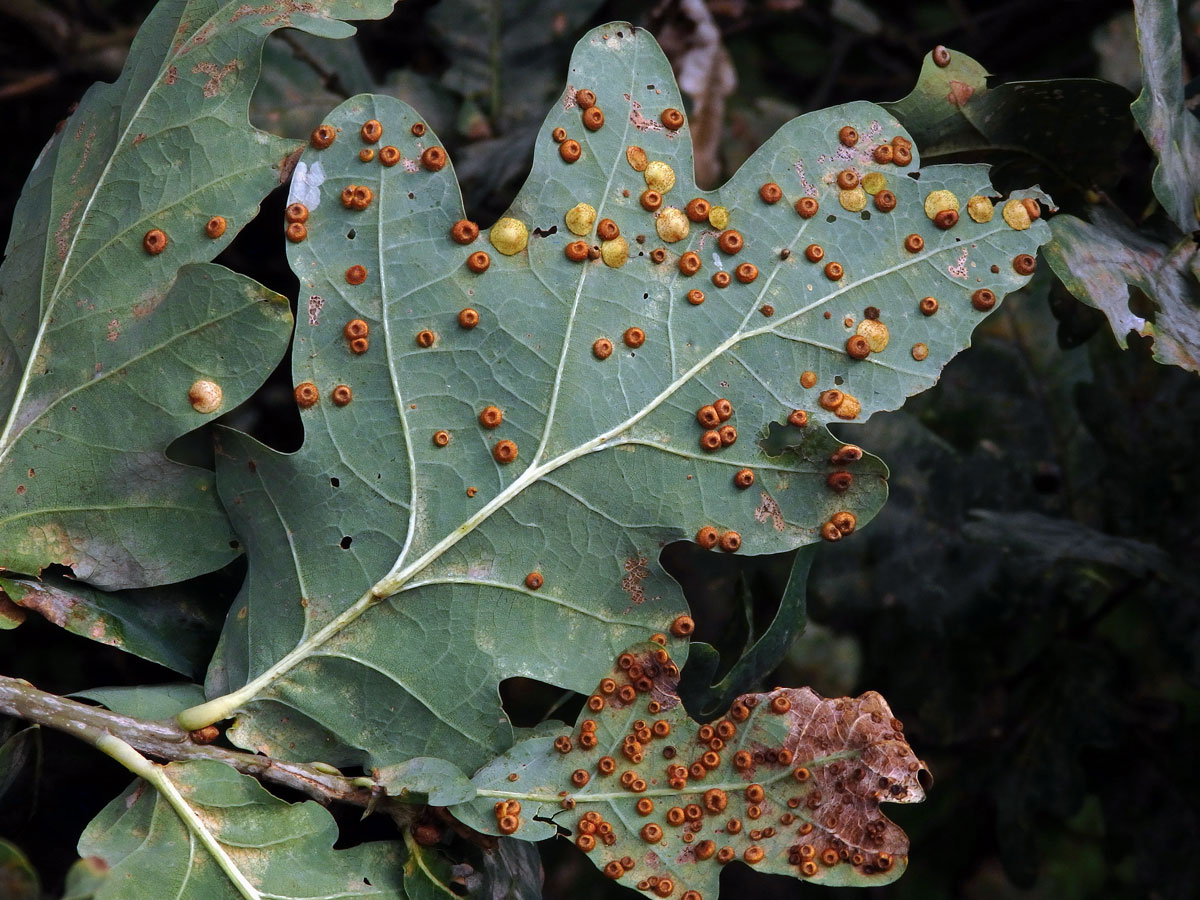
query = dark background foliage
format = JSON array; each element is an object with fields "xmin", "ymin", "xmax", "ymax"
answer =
[{"xmin": 2, "ymin": 1, "xmax": 1197, "ymax": 898}]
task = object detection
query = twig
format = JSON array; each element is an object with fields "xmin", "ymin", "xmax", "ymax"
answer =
[{"xmin": 0, "ymin": 675, "xmax": 377, "ymax": 810}]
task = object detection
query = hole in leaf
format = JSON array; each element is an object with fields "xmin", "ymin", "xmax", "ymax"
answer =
[
  {"xmin": 330, "ymin": 477, "xmax": 340, "ymax": 488},
  {"xmin": 229, "ymin": 540, "xmax": 240, "ymax": 550},
  {"xmin": 825, "ymin": 214, "xmax": 837, "ymax": 223},
  {"xmin": 908, "ymin": 171, "xmax": 921, "ymax": 180},
  {"xmin": 860, "ymin": 211, "xmax": 871, "ymax": 220},
  {"xmin": 643, "ymin": 292, "xmax": 649, "ymax": 299},
  {"xmin": 532, "ymin": 225, "xmax": 558, "ymax": 237},
  {"xmin": 340, "ymin": 536, "xmax": 352, "ymax": 549},
  {"xmin": 347, "ymin": 229, "xmax": 356, "ymax": 239},
  {"xmin": 834, "ymin": 375, "xmax": 845, "ymax": 385},
  {"xmin": 408, "ymin": 192, "xmax": 415, "ymax": 199},
  {"xmin": 499, "ymin": 677, "xmax": 583, "ymax": 728}
]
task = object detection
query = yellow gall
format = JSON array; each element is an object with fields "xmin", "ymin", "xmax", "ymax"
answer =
[
  {"xmin": 565, "ymin": 203, "xmax": 597, "ymax": 236},
  {"xmin": 707, "ymin": 205, "xmax": 730, "ymax": 230},
  {"xmin": 856, "ymin": 318, "xmax": 890, "ymax": 353},
  {"xmin": 1003, "ymin": 198, "xmax": 1033, "ymax": 230},
  {"xmin": 861, "ymin": 172, "xmax": 887, "ymax": 195},
  {"xmin": 839, "ymin": 187, "xmax": 867, "ymax": 212},
  {"xmin": 644, "ymin": 160, "xmax": 676, "ymax": 194},
  {"xmin": 626, "ymin": 145, "xmax": 649, "ymax": 171},
  {"xmin": 923, "ymin": 189, "xmax": 960, "ymax": 220},
  {"xmin": 601, "ymin": 236, "xmax": 628, "ymax": 268},
  {"xmin": 490, "ymin": 217, "xmax": 528, "ymax": 255},
  {"xmin": 188, "ymin": 380, "xmax": 222, "ymax": 414},
  {"xmin": 967, "ymin": 195, "xmax": 995, "ymax": 223},
  {"xmin": 655, "ymin": 207, "xmax": 690, "ymax": 243}
]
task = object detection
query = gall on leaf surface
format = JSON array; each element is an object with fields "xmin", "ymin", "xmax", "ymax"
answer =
[
  {"xmin": 0, "ymin": 0, "xmax": 398, "ymax": 590},
  {"xmin": 453, "ymin": 642, "xmax": 930, "ymax": 892},
  {"xmin": 191, "ymin": 23, "xmax": 1050, "ymax": 773},
  {"xmin": 77, "ymin": 759, "xmax": 405, "ymax": 899}
]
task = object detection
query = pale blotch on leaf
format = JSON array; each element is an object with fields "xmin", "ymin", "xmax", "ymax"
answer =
[
  {"xmin": 601, "ymin": 237, "xmax": 629, "ymax": 268},
  {"xmin": 565, "ymin": 203, "xmax": 597, "ymax": 236},
  {"xmin": 856, "ymin": 319, "xmax": 890, "ymax": 353},
  {"xmin": 655, "ymin": 207, "xmax": 689, "ymax": 243},
  {"xmin": 644, "ymin": 160, "xmax": 676, "ymax": 194},
  {"xmin": 626, "ymin": 145, "xmax": 649, "ymax": 172},
  {"xmin": 966, "ymin": 195, "xmax": 994, "ymax": 223},
  {"xmin": 923, "ymin": 190, "xmax": 959, "ymax": 219},
  {"xmin": 707, "ymin": 206, "xmax": 730, "ymax": 230},
  {"xmin": 188, "ymin": 379, "xmax": 222, "ymax": 414},
  {"xmin": 490, "ymin": 217, "xmax": 529, "ymax": 255},
  {"xmin": 1002, "ymin": 198, "xmax": 1032, "ymax": 230}
]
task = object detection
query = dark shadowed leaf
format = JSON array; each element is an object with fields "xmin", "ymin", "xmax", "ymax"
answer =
[
  {"xmin": 1044, "ymin": 209, "xmax": 1200, "ymax": 373},
  {"xmin": 1131, "ymin": 0, "xmax": 1200, "ymax": 232},
  {"xmin": 0, "ymin": 574, "xmax": 220, "ymax": 678},
  {"xmin": 883, "ymin": 47, "xmax": 1134, "ymax": 196}
]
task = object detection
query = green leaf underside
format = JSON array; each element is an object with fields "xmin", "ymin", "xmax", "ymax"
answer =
[
  {"xmin": 1, "ymin": 574, "xmax": 220, "ymax": 677},
  {"xmin": 196, "ymin": 23, "xmax": 1050, "ymax": 773},
  {"xmin": 883, "ymin": 48, "xmax": 1133, "ymax": 192},
  {"xmin": 73, "ymin": 683, "xmax": 208, "ymax": 720},
  {"xmin": 1132, "ymin": 0, "xmax": 1200, "ymax": 232},
  {"xmin": 374, "ymin": 756, "xmax": 477, "ymax": 805},
  {"xmin": 454, "ymin": 643, "xmax": 928, "ymax": 894},
  {"xmin": 78, "ymin": 759, "xmax": 405, "ymax": 900},
  {"xmin": 1044, "ymin": 210, "xmax": 1200, "ymax": 374},
  {"xmin": 0, "ymin": 0, "xmax": 398, "ymax": 590}
]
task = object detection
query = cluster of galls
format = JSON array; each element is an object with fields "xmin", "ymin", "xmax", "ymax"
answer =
[
  {"xmin": 492, "ymin": 798, "xmax": 521, "ymax": 836},
  {"xmin": 818, "ymin": 443, "xmax": 864, "ymax": 541},
  {"xmin": 694, "ymin": 398, "xmax": 737, "ymax": 454}
]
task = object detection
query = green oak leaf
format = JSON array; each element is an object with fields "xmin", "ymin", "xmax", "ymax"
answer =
[
  {"xmin": 72, "ymin": 683, "xmax": 208, "ymax": 720},
  {"xmin": 78, "ymin": 759, "xmax": 405, "ymax": 900},
  {"xmin": 373, "ymin": 756, "xmax": 477, "ymax": 805},
  {"xmin": 0, "ymin": 0, "xmax": 398, "ymax": 590},
  {"xmin": 183, "ymin": 23, "xmax": 1050, "ymax": 776},
  {"xmin": 1132, "ymin": 0, "xmax": 1200, "ymax": 232},
  {"xmin": 453, "ymin": 642, "xmax": 929, "ymax": 892}
]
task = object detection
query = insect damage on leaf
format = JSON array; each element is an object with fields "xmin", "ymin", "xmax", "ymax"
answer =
[
  {"xmin": 184, "ymin": 21, "xmax": 1049, "ymax": 784},
  {"xmin": 455, "ymin": 643, "xmax": 930, "ymax": 894}
]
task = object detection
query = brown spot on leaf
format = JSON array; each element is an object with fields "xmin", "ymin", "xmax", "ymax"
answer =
[
  {"xmin": 754, "ymin": 492, "xmax": 785, "ymax": 531},
  {"xmin": 279, "ymin": 145, "xmax": 304, "ymax": 184},
  {"xmin": 622, "ymin": 556, "xmax": 651, "ymax": 604},
  {"xmin": 946, "ymin": 80, "xmax": 974, "ymax": 106},
  {"xmin": 192, "ymin": 60, "xmax": 239, "ymax": 98}
]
